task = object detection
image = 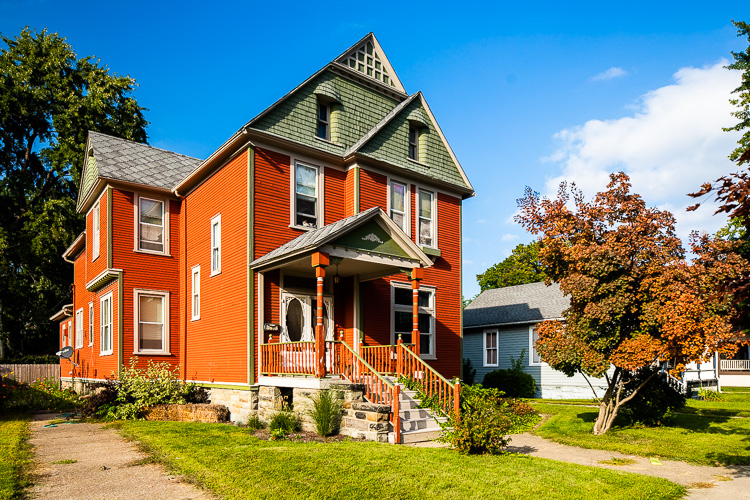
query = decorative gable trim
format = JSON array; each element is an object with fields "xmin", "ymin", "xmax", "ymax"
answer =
[{"xmin": 333, "ymin": 33, "xmax": 406, "ymax": 93}]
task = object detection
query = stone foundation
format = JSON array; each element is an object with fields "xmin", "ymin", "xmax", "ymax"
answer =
[
  {"xmin": 208, "ymin": 387, "xmax": 259, "ymax": 424},
  {"xmin": 340, "ymin": 401, "xmax": 392, "ymax": 442},
  {"xmin": 143, "ymin": 403, "xmax": 229, "ymax": 423}
]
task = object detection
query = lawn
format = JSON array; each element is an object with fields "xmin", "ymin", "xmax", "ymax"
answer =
[
  {"xmin": 0, "ymin": 415, "xmax": 32, "ymax": 499},
  {"xmin": 115, "ymin": 420, "xmax": 684, "ymax": 500},
  {"xmin": 531, "ymin": 387, "xmax": 750, "ymax": 466}
]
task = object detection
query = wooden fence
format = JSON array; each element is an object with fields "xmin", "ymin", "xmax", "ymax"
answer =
[{"xmin": 0, "ymin": 364, "xmax": 60, "ymax": 384}]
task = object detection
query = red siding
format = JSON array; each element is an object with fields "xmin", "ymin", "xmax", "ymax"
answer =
[
  {"xmin": 344, "ymin": 169, "xmax": 355, "ymax": 217},
  {"xmin": 359, "ymin": 168, "xmax": 387, "ymax": 211},
  {"xmin": 86, "ymin": 190, "xmax": 108, "ymax": 284},
  {"xmin": 324, "ymin": 167, "xmax": 346, "ymax": 224}
]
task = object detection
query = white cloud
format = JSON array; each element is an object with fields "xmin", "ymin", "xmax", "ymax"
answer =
[
  {"xmin": 592, "ymin": 67, "xmax": 628, "ymax": 81},
  {"xmin": 476, "ymin": 218, "xmax": 486, "ymax": 224},
  {"xmin": 501, "ymin": 233, "xmax": 520, "ymax": 242},
  {"xmin": 545, "ymin": 61, "xmax": 741, "ymax": 242}
]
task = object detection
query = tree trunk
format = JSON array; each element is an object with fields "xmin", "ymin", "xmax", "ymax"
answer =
[{"xmin": 593, "ymin": 398, "xmax": 621, "ymax": 435}]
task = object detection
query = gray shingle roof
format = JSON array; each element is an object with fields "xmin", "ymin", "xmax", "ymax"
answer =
[
  {"xmin": 89, "ymin": 131, "xmax": 203, "ymax": 190},
  {"xmin": 250, "ymin": 207, "xmax": 383, "ymax": 269},
  {"xmin": 463, "ymin": 282, "xmax": 569, "ymax": 328}
]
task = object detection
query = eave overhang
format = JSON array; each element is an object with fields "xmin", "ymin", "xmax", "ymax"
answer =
[
  {"xmin": 62, "ymin": 232, "xmax": 86, "ymax": 263},
  {"xmin": 50, "ymin": 304, "xmax": 74, "ymax": 322},
  {"xmin": 85, "ymin": 268, "xmax": 123, "ymax": 292}
]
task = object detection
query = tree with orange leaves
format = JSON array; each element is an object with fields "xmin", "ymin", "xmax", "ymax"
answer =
[{"xmin": 517, "ymin": 172, "xmax": 748, "ymax": 435}]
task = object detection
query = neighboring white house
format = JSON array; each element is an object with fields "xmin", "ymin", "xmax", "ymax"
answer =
[
  {"xmin": 719, "ymin": 345, "xmax": 750, "ymax": 388},
  {"xmin": 462, "ymin": 281, "xmax": 724, "ymax": 398}
]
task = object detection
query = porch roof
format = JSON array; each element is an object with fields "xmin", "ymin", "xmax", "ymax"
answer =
[{"xmin": 250, "ymin": 207, "xmax": 433, "ymax": 274}]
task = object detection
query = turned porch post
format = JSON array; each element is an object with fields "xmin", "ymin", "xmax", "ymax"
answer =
[
  {"xmin": 411, "ymin": 268, "xmax": 424, "ymax": 358},
  {"xmin": 312, "ymin": 252, "xmax": 329, "ymax": 378}
]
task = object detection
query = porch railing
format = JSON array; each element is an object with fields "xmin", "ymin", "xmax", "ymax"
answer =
[
  {"xmin": 361, "ymin": 345, "xmax": 398, "ymax": 375},
  {"xmin": 396, "ymin": 339, "xmax": 460, "ymax": 417},
  {"xmin": 721, "ymin": 359, "xmax": 750, "ymax": 371},
  {"xmin": 260, "ymin": 340, "xmax": 341, "ymax": 376}
]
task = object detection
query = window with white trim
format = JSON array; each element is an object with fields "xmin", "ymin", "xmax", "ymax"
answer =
[
  {"xmin": 389, "ymin": 180, "xmax": 407, "ymax": 233},
  {"xmin": 529, "ymin": 326, "xmax": 544, "ymax": 365},
  {"xmin": 417, "ymin": 189, "xmax": 435, "ymax": 247},
  {"xmin": 294, "ymin": 163, "xmax": 319, "ymax": 228},
  {"xmin": 92, "ymin": 202, "xmax": 100, "ymax": 260},
  {"xmin": 191, "ymin": 266, "xmax": 200, "ymax": 320},
  {"xmin": 211, "ymin": 214, "xmax": 221, "ymax": 275},
  {"xmin": 75, "ymin": 308, "xmax": 84, "ymax": 349},
  {"xmin": 316, "ymin": 101, "xmax": 330, "ymax": 140},
  {"xmin": 135, "ymin": 290, "xmax": 169, "ymax": 354},
  {"xmin": 138, "ymin": 196, "xmax": 165, "ymax": 253},
  {"xmin": 392, "ymin": 283, "xmax": 435, "ymax": 358},
  {"xmin": 484, "ymin": 330, "xmax": 498, "ymax": 367},
  {"xmin": 88, "ymin": 302, "xmax": 94, "ymax": 346},
  {"xmin": 100, "ymin": 293, "xmax": 113, "ymax": 355}
]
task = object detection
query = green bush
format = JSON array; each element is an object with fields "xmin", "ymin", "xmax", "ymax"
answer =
[
  {"xmin": 0, "ymin": 376, "xmax": 79, "ymax": 412},
  {"xmin": 269, "ymin": 408, "xmax": 301, "ymax": 434},
  {"xmin": 246, "ymin": 415, "xmax": 265, "ymax": 430},
  {"xmin": 482, "ymin": 369, "xmax": 536, "ymax": 398},
  {"xmin": 306, "ymin": 389, "xmax": 343, "ymax": 436},
  {"xmin": 617, "ymin": 368, "xmax": 686, "ymax": 426},
  {"xmin": 697, "ymin": 387, "xmax": 724, "ymax": 402},
  {"xmin": 441, "ymin": 385, "xmax": 539, "ymax": 454},
  {"xmin": 462, "ymin": 358, "xmax": 476, "ymax": 385}
]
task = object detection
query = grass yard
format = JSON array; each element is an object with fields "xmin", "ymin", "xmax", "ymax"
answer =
[
  {"xmin": 115, "ymin": 420, "xmax": 684, "ymax": 500},
  {"xmin": 531, "ymin": 388, "xmax": 750, "ymax": 466},
  {"xmin": 0, "ymin": 415, "xmax": 32, "ymax": 499}
]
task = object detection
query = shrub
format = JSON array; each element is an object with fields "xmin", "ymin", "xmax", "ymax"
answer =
[
  {"xmin": 441, "ymin": 385, "xmax": 539, "ymax": 454},
  {"xmin": 617, "ymin": 367, "xmax": 686, "ymax": 426},
  {"xmin": 246, "ymin": 415, "xmax": 265, "ymax": 430},
  {"xmin": 306, "ymin": 389, "xmax": 343, "ymax": 436},
  {"xmin": 269, "ymin": 407, "xmax": 301, "ymax": 434},
  {"xmin": 462, "ymin": 358, "xmax": 476, "ymax": 385},
  {"xmin": 184, "ymin": 385, "xmax": 210, "ymax": 404},
  {"xmin": 697, "ymin": 387, "xmax": 724, "ymax": 402},
  {"xmin": 0, "ymin": 376, "xmax": 79, "ymax": 412},
  {"xmin": 482, "ymin": 369, "xmax": 536, "ymax": 398},
  {"xmin": 81, "ymin": 379, "xmax": 118, "ymax": 418}
]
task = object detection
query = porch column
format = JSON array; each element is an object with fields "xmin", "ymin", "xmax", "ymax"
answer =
[
  {"xmin": 411, "ymin": 268, "xmax": 424, "ymax": 358},
  {"xmin": 312, "ymin": 252, "xmax": 329, "ymax": 378}
]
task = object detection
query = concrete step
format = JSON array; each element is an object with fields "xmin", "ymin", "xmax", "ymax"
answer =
[
  {"xmin": 399, "ymin": 398, "xmax": 421, "ymax": 410},
  {"xmin": 399, "ymin": 408, "xmax": 432, "ymax": 419},
  {"xmin": 400, "ymin": 427, "xmax": 443, "ymax": 444},
  {"xmin": 401, "ymin": 417, "xmax": 445, "ymax": 432},
  {"xmin": 401, "ymin": 389, "xmax": 419, "ymax": 399}
]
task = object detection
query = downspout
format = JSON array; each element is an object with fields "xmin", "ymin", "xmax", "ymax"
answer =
[{"xmin": 173, "ymin": 188, "xmax": 188, "ymax": 381}]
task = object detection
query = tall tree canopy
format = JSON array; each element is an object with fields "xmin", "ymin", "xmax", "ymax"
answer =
[
  {"xmin": 517, "ymin": 173, "xmax": 747, "ymax": 434},
  {"xmin": 476, "ymin": 241, "xmax": 546, "ymax": 291},
  {"xmin": 0, "ymin": 27, "xmax": 148, "ymax": 357}
]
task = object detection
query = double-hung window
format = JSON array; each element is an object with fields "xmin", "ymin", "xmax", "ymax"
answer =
[
  {"xmin": 530, "ymin": 326, "xmax": 544, "ymax": 365},
  {"xmin": 484, "ymin": 330, "xmax": 498, "ymax": 366},
  {"xmin": 138, "ymin": 197, "xmax": 165, "ymax": 252},
  {"xmin": 408, "ymin": 127, "xmax": 419, "ymax": 161},
  {"xmin": 92, "ymin": 202, "xmax": 100, "ymax": 260},
  {"xmin": 211, "ymin": 214, "xmax": 221, "ymax": 275},
  {"xmin": 317, "ymin": 101, "xmax": 330, "ymax": 140},
  {"xmin": 392, "ymin": 283, "xmax": 435, "ymax": 358},
  {"xmin": 191, "ymin": 266, "xmax": 200, "ymax": 320},
  {"xmin": 135, "ymin": 290, "xmax": 169, "ymax": 354},
  {"xmin": 88, "ymin": 302, "xmax": 94, "ymax": 346},
  {"xmin": 294, "ymin": 163, "xmax": 319, "ymax": 228},
  {"xmin": 100, "ymin": 293, "xmax": 113, "ymax": 355},
  {"xmin": 389, "ymin": 181, "xmax": 407, "ymax": 233},
  {"xmin": 418, "ymin": 189, "xmax": 434, "ymax": 247},
  {"xmin": 75, "ymin": 308, "xmax": 84, "ymax": 349}
]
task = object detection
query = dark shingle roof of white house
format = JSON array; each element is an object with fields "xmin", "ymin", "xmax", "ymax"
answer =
[
  {"xmin": 463, "ymin": 282, "xmax": 569, "ymax": 328},
  {"xmin": 89, "ymin": 131, "xmax": 203, "ymax": 190}
]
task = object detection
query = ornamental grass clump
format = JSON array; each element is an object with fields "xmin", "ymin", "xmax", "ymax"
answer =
[{"xmin": 306, "ymin": 389, "xmax": 343, "ymax": 436}]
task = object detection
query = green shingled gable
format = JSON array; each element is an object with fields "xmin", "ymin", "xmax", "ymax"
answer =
[
  {"xmin": 77, "ymin": 154, "xmax": 99, "ymax": 210},
  {"xmin": 357, "ymin": 98, "xmax": 469, "ymax": 189},
  {"xmin": 251, "ymin": 71, "xmax": 399, "ymax": 154}
]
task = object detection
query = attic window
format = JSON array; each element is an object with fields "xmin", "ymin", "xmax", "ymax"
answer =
[
  {"xmin": 341, "ymin": 41, "xmax": 394, "ymax": 86},
  {"xmin": 317, "ymin": 100, "xmax": 330, "ymax": 140},
  {"xmin": 409, "ymin": 127, "xmax": 419, "ymax": 161}
]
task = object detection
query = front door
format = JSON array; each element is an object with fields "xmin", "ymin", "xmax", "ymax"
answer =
[{"xmin": 280, "ymin": 293, "xmax": 334, "ymax": 342}]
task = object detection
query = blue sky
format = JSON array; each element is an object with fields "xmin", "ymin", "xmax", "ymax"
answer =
[{"xmin": 2, "ymin": 0, "xmax": 748, "ymax": 299}]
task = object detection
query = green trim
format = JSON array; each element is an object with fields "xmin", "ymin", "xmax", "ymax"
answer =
[
  {"xmin": 197, "ymin": 383, "xmax": 257, "ymax": 391},
  {"xmin": 332, "ymin": 220, "xmax": 410, "ymax": 258},
  {"xmin": 353, "ymin": 166, "xmax": 360, "ymax": 213},
  {"xmin": 106, "ymin": 187, "xmax": 113, "ymax": 269},
  {"xmin": 358, "ymin": 280, "xmax": 364, "ymax": 342},
  {"xmin": 247, "ymin": 146, "xmax": 255, "ymax": 385},
  {"xmin": 117, "ymin": 273, "xmax": 124, "ymax": 376},
  {"xmin": 421, "ymin": 246, "xmax": 441, "ymax": 257}
]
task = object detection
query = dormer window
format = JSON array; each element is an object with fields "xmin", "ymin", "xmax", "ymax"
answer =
[
  {"xmin": 317, "ymin": 101, "xmax": 330, "ymax": 140},
  {"xmin": 409, "ymin": 127, "xmax": 419, "ymax": 161}
]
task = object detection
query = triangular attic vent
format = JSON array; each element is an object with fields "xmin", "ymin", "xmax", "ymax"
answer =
[{"xmin": 335, "ymin": 34, "xmax": 405, "ymax": 93}]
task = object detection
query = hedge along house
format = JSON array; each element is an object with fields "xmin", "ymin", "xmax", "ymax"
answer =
[{"xmin": 53, "ymin": 34, "xmax": 473, "ymax": 443}]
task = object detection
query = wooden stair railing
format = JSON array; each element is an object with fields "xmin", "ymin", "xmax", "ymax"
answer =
[
  {"xmin": 338, "ymin": 340, "xmax": 401, "ymax": 443},
  {"xmin": 396, "ymin": 337, "xmax": 460, "ymax": 417}
]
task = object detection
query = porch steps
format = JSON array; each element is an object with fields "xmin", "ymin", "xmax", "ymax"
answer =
[{"xmin": 395, "ymin": 387, "xmax": 448, "ymax": 444}]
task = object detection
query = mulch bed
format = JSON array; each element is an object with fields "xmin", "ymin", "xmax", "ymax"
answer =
[{"xmin": 249, "ymin": 429, "xmax": 365, "ymax": 443}]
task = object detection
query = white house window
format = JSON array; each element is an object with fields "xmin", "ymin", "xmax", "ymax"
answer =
[
  {"xmin": 135, "ymin": 290, "xmax": 169, "ymax": 354},
  {"xmin": 88, "ymin": 302, "xmax": 94, "ymax": 346},
  {"xmin": 92, "ymin": 202, "xmax": 100, "ymax": 260},
  {"xmin": 139, "ymin": 197, "xmax": 165, "ymax": 252},
  {"xmin": 75, "ymin": 308, "xmax": 84, "ymax": 349},
  {"xmin": 210, "ymin": 214, "xmax": 221, "ymax": 275},
  {"xmin": 389, "ymin": 181, "xmax": 407, "ymax": 232},
  {"xmin": 392, "ymin": 283, "xmax": 435, "ymax": 358},
  {"xmin": 191, "ymin": 266, "xmax": 200, "ymax": 320},
  {"xmin": 418, "ymin": 189, "xmax": 434, "ymax": 247},
  {"xmin": 317, "ymin": 101, "xmax": 330, "ymax": 140},
  {"xmin": 100, "ymin": 293, "xmax": 113, "ymax": 355},
  {"xmin": 281, "ymin": 293, "xmax": 333, "ymax": 342},
  {"xmin": 408, "ymin": 127, "xmax": 419, "ymax": 161},
  {"xmin": 484, "ymin": 330, "xmax": 498, "ymax": 367},
  {"xmin": 294, "ymin": 163, "xmax": 319, "ymax": 228},
  {"xmin": 530, "ymin": 326, "xmax": 544, "ymax": 365}
]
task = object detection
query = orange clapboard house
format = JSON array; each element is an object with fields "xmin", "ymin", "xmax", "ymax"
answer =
[{"xmin": 53, "ymin": 34, "xmax": 474, "ymax": 440}]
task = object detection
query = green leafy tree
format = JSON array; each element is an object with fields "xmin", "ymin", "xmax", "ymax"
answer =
[
  {"xmin": 476, "ymin": 241, "xmax": 546, "ymax": 291},
  {"xmin": 0, "ymin": 27, "xmax": 147, "ymax": 357}
]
